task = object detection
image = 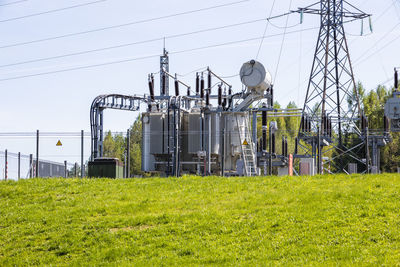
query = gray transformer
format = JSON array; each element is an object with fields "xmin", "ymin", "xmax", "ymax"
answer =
[{"xmin": 142, "ymin": 107, "xmax": 253, "ymax": 176}]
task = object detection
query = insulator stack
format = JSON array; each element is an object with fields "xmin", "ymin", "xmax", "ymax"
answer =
[
  {"xmin": 384, "ymin": 115, "xmax": 389, "ymax": 132},
  {"xmin": 206, "ymin": 91, "xmax": 210, "ymax": 106},
  {"xmin": 282, "ymin": 136, "xmax": 285, "ymax": 156},
  {"xmin": 262, "ymin": 104, "xmax": 267, "ymax": 151},
  {"xmin": 187, "ymin": 87, "xmax": 190, "ymax": 96},
  {"xmin": 161, "ymin": 74, "xmax": 166, "ymax": 95},
  {"xmin": 395, "ymin": 69, "xmax": 399, "ymax": 90},
  {"xmin": 218, "ymin": 85, "xmax": 222, "ymax": 107},
  {"xmin": 228, "ymin": 87, "xmax": 232, "ymax": 108},
  {"xmin": 222, "ymin": 88, "xmax": 226, "ymax": 109},
  {"xmin": 270, "ymin": 86, "xmax": 274, "ymax": 107},
  {"xmin": 300, "ymin": 115, "xmax": 305, "ymax": 132},
  {"xmin": 295, "ymin": 137, "xmax": 298, "ymax": 154},
  {"xmin": 271, "ymin": 132, "xmax": 276, "ymax": 154},
  {"xmin": 361, "ymin": 113, "xmax": 369, "ymax": 131},
  {"xmin": 148, "ymin": 74, "xmax": 155, "ymax": 101},
  {"xmin": 196, "ymin": 73, "xmax": 200, "ymax": 95},
  {"xmin": 148, "ymin": 104, "xmax": 152, "ymax": 111},
  {"xmin": 174, "ymin": 79, "xmax": 179, "ymax": 96},
  {"xmin": 328, "ymin": 117, "xmax": 332, "ymax": 137},
  {"xmin": 200, "ymin": 75, "xmax": 205, "ymax": 99},
  {"xmin": 284, "ymin": 137, "xmax": 288, "ymax": 157},
  {"xmin": 208, "ymin": 70, "xmax": 212, "ymax": 95}
]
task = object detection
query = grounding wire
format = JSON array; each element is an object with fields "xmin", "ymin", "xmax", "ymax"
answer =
[
  {"xmin": 0, "ymin": 0, "xmax": 250, "ymax": 49},
  {"xmin": 255, "ymin": 0, "xmax": 276, "ymax": 60},
  {"xmin": 0, "ymin": 0, "xmax": 27, "ymax": 7},
  {"xmin": 0, "ymin": 18, "xmax": 271, "ymax": 69},
  {"xmin": 0, "ymin": 27, "xmax": 318, "ymax": 82},
  {"xmin": 0, "ymin": 0, "xmax": 108, "ymax": 23}
]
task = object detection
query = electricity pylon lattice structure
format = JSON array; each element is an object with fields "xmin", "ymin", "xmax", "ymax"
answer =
[{"xmin": 296, "ymin": 0, "xmax": 371, "ymax": 172}]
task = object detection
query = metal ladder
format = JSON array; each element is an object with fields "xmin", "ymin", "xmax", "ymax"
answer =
[{"xmin": 236, "ymin": 115, "xmax": 258, "ymax": 176}]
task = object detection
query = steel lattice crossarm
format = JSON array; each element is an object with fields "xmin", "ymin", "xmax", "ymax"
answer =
[{"xmin": 292, "ymin": 1, "xmax": 371, "ymax": 20}]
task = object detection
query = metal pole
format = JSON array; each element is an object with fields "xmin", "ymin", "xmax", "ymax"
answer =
[
  {"xmin": 29, "ymin": 154, "xmax": 33, "ymax": 178},
  {"xmin": 4, "ymin": 149, "xmax": 7, "ymax": 181},
  {"xmin": 18, "ymin": 152, "xmax": 20, "ymax": 180},
  {"xmin": 269, "ymin": 125, "xmax": 272, "ymax": 176},
  {"xmin": 74, "ymin": 163, "xmax": 78, "ymax": 177},
  {"xmin": 81, "ymin": 130, "xmax": 84, "ymax": 178},
  {"xmin": 64, "ymin": 160, "xmax": 67, "ymax": 178},
  {"xmin": 365, "ymin": 127, "xmax": 369, "ymax": 174},
  {"xmin": 36, "ymin": 130, "xmax": 39, "ymax": 178},
  {"xmin": 126, "ymin": 129, "xmax": 130, "ymax": 178},
  {"xmin": 317, "ymin": 127, "xmax": 321, "ymax": 174}
]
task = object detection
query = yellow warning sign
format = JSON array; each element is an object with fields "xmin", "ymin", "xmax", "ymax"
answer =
[
  {"xmin": 56, "ymin": 140, "xmax": 62, "ymax": 146},
  {"xmin": 243, "ymin": 139, "xmax": 249, "ymax": 145}
]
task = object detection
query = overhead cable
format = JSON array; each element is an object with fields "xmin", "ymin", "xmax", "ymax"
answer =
[
  {"xmin": 255, "ymin": 0, "xmax": 276, "ymax": 59},
  {"xmin": 0, "ymin": 18, "xmax": 269, "ymax": 69},
  {"xmin": 0, "ymin": 27, "xmax": 318, "ymax": 82},
  {"xmin": 0, "ymin": 0, "xmax": 108, "ymax": 23},
  {"xmin": 0, "ymin": 0, "xmax": 250, "ymax": 49},
  {"xmin": 0, "ymin": 0, "xmax": 27, "ymax": 7}
]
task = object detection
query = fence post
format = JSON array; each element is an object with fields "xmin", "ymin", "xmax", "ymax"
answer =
[
  {"xmin": 18, "ymin": 152, "xmax": 21, "ymax": 180},
  {"xmin": 29, "ymin": 154, "xmax": 33, "ymax": 178},
  {"xmin": 126, "ymin": 129, "xmax": 130, "ymax": 178},
  {"xmin": 74, "ymin": 162, "xmax": 78, "ymax": 177},
  {"xmin": 64, "ymin": 160, "xmax": 67, "ymax": 178},
  {"xmin": 81, "ymin": 130, "xmax": 84, "ymax": 178},
  {"xmin": 36, "ymin": 130, "xmax": 39, "ymax": 177},
  {"xmin": 4, "ymin": 149, "xmax": 7, "ymax": 181}
]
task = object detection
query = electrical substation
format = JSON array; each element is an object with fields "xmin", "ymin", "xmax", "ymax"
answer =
[{"xmin": 89, "ymin": 0, "xmax": 399, "ymax": 177}]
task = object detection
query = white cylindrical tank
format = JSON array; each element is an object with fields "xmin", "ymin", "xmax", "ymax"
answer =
[{"xmin": 240, "ymin": 60, "xmax": 272, "ymax": 92}]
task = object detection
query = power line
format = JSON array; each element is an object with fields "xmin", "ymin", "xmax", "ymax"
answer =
[
  {"xmin": 0, "ymin": 18, "xmax": 269, "ymax": 69},
  {"xmin": 0, "ymin": 0, "xmax": 250, "ymax": 49},
  {"xmin": 255, "ymin": 0, "xmax": 276, "ymax": 59},
  {"xmin": 273, "ymin": 0, "xmax": 293, "ymax": 83},
  {"xmin": 0, "ymin": 0, "xmax": 27, "ymax": 7},
  {"xmin": 0, "ymin": 27, "xmax": 318, "ymax": 82},
  {"xmin": 0, "ymin": 0, "xmax": 108, "ymax": 23}
]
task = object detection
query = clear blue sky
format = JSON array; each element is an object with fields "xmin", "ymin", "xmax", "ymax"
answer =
[{"xmin": 0, "ymin": 0, "xmax": 399, "ymax": 170}]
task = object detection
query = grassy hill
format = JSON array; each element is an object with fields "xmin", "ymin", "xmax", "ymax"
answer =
[{"xmin": 1, "ymin": 174, "xmax": 400, "ymax": 265}]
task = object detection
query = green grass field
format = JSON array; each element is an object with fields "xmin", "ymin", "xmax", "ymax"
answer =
[{"xmin": 1, "ymin": 174, "xmax": 400, "ymax": 266}]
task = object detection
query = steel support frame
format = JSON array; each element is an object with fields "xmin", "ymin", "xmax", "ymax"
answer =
[{"xmin": 297, "ymin": 0, "xmax": 370, "ymax": 172}]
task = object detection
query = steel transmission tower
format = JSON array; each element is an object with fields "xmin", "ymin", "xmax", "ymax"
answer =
[{"xmin": 296, "ymin": 0, "xmax": 370, "ymax": 172}]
